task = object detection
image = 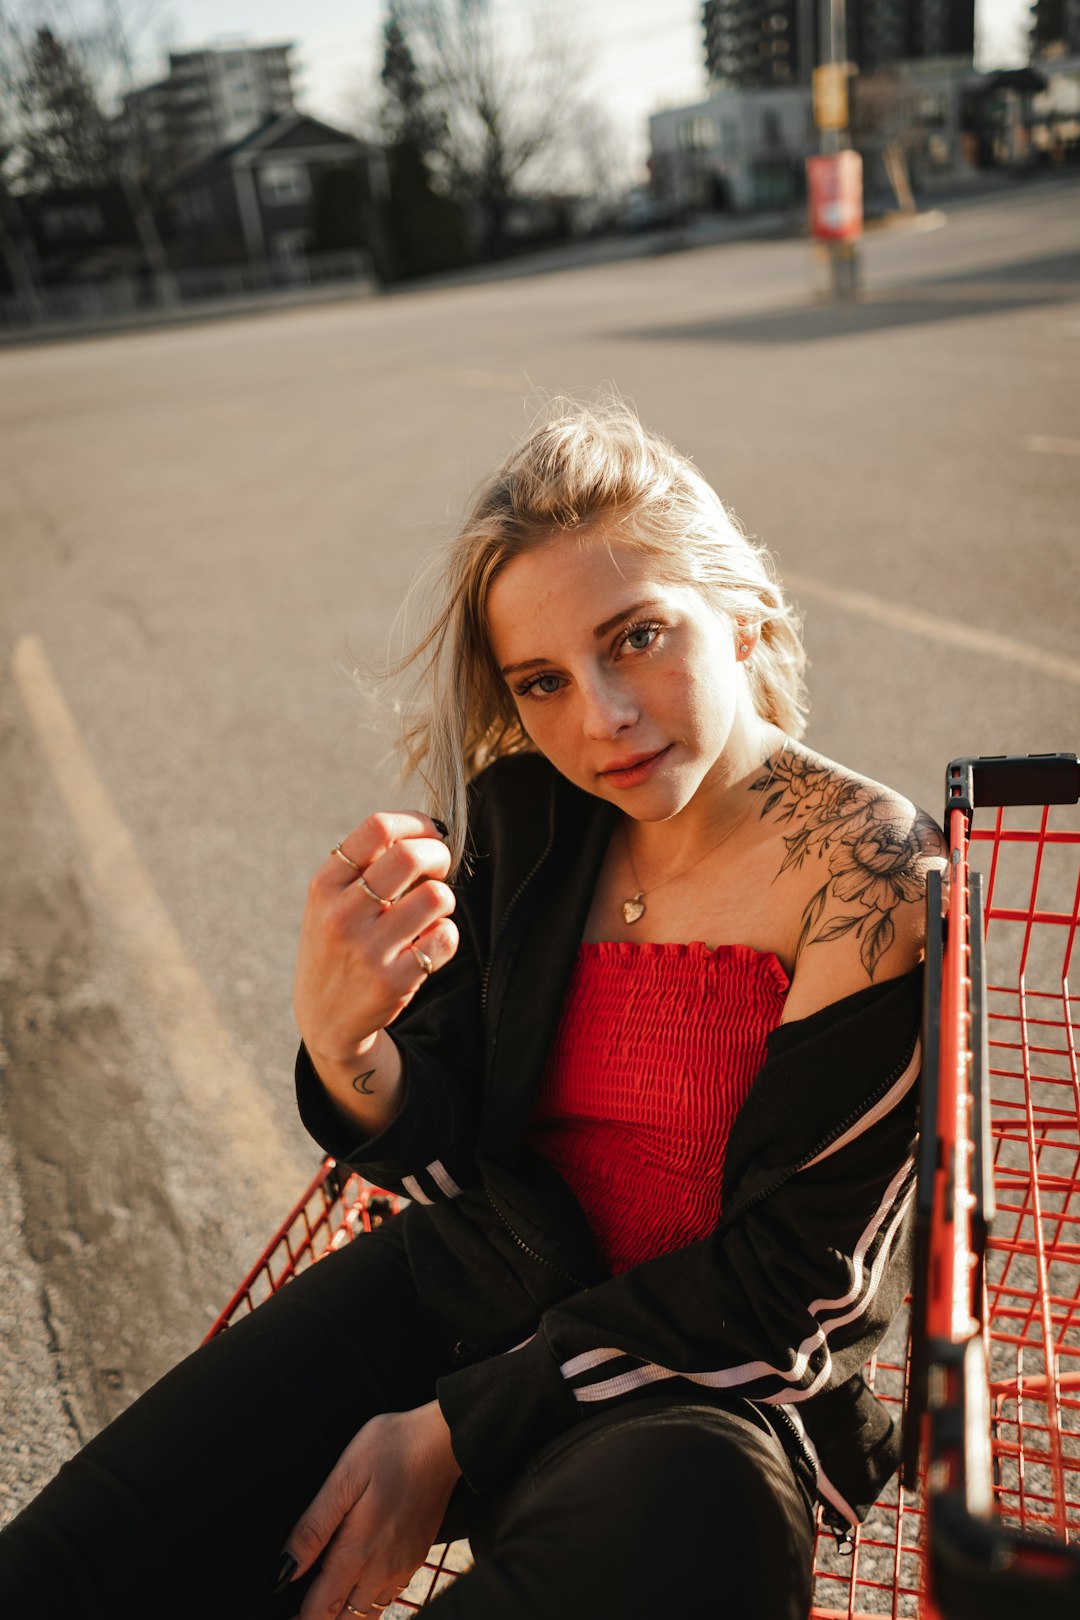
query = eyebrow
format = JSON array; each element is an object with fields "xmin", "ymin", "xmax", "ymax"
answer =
[{"xmin": 498, "ymin": 599, "xmax": 663, "ymax": 678}]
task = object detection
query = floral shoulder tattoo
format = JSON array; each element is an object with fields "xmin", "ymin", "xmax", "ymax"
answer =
[{"xmin": 751, "ymin": 749, "xmax": 943, "ymax": 981}]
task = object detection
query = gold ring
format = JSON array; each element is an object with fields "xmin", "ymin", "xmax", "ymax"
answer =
[
  {"xmin": 331, "ymin": 843, "xmax": 361, "ymax": 874},
  {"xmin": 344, "ymin": 1605, "xmax": 369, "ymax": 1617},
  {"xmin": 410, "ymin": 943, "xmax": 433, "ymax": 977},
  {"xmin": 355, "ymin": 874, "xmax": 391, "ymax": 908}
]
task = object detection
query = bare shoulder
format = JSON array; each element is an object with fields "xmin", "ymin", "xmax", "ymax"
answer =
[{"xmin": 751, "ymin": 742, "xmax": 948, "ymax": 1020}]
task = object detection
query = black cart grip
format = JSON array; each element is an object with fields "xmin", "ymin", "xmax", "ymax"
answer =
[{"xmin": 945, "ymin": 755, "xmax": 1080, "ymax": 822}]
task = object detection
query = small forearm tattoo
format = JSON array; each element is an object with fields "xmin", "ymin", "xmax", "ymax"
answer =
[{"xmin": 352, "ymin": 1069, "xmax": 376, "ymax": 1096}]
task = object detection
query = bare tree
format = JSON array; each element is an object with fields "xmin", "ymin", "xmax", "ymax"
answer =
[
  {"xmin": 573, "ymin": 100, "xmax": 631, "ymax": 204},
  {"xmin": 398, "ymin": 0, "xmax": 589, "ymax": 257},
  {"xmin": 93, "ymin": 0, "xmax": 174, "ymax": 296}
]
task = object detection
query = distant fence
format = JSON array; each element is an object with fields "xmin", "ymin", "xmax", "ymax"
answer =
[{"xmin": 0, "ymin": 249, "xmax": 373, "ymax": 332}]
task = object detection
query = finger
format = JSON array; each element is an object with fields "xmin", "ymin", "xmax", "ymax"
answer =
[
  {"xmin": 397, "ymin": 917, "xmax": 459, "ymax": 986},
  {"xmin": 299, "ymin": 1498, "xmax": 389, "ymax": 1620},
  {"xmin": 326, "ymin": 813, "xmax": 446, "ymax": 888},
  {"xmin": 345, "ymin": 1588, "xmax": 402, "ymax": 1618},
  {"xmin": 283, "ymin": 1453, "xmax": 366, "ymax": 1585},
  {"xmin": 376, "ymin": 918, "xmax": 459, "ymax": 1008},
  {"xmin": 359, "ymin": 836, "xmax": 452, "ymax": 905},
  {"xmin": 371, "ymin": 880, "xmax": 456, "ymax": 949}
]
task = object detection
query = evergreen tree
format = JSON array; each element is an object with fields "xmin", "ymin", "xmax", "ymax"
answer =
[
  {"xmin": 376, "ymin": 2, "xmax": 469, "ymax": 280},
  {"xmin": 380, "ymin": 1, "xmax": 443, "ymax": 152},
  {"xmin": 14, "ymin": 27, "xmax": 112, "ymax": 192}
]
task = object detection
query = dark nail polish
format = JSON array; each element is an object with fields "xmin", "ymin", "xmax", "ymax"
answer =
[
  {"xmin": 272, "ymin": 1550, "xmax": 298, "ymax": 1595},
  {"xmin": 433, "ymin": 818, "xmax": 449, "ymax": 838}
]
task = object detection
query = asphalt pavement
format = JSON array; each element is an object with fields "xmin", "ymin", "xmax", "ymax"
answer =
[{"xmin": 1, "ymin": 175, "xmax": 1078, "ymax": 1530}]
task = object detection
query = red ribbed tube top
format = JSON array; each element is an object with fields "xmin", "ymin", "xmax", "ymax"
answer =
[{"xmin": 528, "ymin": 941, "xmax": 790, "ymax": 1275}]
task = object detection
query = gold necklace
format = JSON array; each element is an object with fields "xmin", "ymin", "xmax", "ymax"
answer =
[{"xmin": 619, "ymin": 739, "xmax": 787, "ymax": 926}]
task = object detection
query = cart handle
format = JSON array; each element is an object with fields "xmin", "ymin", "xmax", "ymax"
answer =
[{"xmin": 945, "ymin": 753, "xmax": 1079, "ymax": 822}]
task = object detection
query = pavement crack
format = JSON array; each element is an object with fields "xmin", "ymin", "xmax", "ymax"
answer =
[{"xmin": 37, "ymin": 1284, "xmax": 87, "ymax": 1448}]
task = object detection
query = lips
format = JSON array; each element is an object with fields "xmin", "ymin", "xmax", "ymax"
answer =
[{"xmin": 599, "ymin": 745, "xmax": 672, "ymax": 780}]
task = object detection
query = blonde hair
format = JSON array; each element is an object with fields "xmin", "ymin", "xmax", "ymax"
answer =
[{"xmin": 394, "ymin": 394, "xmax": 808, "ymax": 872}]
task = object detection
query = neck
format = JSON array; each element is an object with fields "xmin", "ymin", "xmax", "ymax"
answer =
[{"xmin": 623, "ymin": 723, "xmax": 784, "ymax": 878}]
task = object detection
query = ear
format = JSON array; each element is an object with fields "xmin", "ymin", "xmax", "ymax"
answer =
[{"xmin": 734, "ymin": 623, "xmax": 760, "ymax": 664}]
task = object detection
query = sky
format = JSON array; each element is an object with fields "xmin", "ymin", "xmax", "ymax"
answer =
[{"xmin": 126, "ymin": 0, "xmax": 1032, "ymax": 177}]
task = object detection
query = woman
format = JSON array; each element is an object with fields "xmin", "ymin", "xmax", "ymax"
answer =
[{"xmin": 0, "ymin": 398, "xmax": 943, "ymax": 1619}]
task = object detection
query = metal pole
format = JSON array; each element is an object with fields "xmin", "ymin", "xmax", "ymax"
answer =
[{"xmin": 819, "ymin": 0, "xmax": 859, "ymax": 297}]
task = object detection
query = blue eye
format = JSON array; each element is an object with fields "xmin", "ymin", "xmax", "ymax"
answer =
[
  {"xmin": 514, "ymin": 671, "xmax": 563, "ymax": 699},
  {"xmin": 622, "ymin": 621, "xmax": 662, "ymax": 653}
]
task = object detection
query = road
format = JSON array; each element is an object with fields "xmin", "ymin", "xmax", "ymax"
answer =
[{"xmin": 1, "ymin": 176, "xmax": 1078, "ymax": 1523}]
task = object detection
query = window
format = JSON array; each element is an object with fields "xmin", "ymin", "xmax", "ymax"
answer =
[
  {"xmin": 176, "ymin": 188, "xmax": 213, "ymax": 226},
  {"xmin": 40, "ymin": 204, "xmax": 103, "ymax": 239},
  {"xmin": 273, "ymin": 228, "xmax": 312, "ymax": 262},
  {"xmin": 678, "ymin": 116, "xmax": 718, "ymax": 151},
  {"xmin": 259, "ymin": 163, "xmax": 310, "ymax": 204}
]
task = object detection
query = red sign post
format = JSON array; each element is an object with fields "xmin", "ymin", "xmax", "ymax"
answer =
[{"xmin": 806, "ymin": 150, "xmax": 864, "ymax": 242}]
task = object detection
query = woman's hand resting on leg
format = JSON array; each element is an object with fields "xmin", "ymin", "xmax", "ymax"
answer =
[{"xmin": 280, "ymin": 1399, "xmax": 463, "ymax": 1618}]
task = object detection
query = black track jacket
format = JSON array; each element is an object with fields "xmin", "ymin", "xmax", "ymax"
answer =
[{"xmin": 296, "ymin": 753, "xmax": 923, "ymax": 1532}]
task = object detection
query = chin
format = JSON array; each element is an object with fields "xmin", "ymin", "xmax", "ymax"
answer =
[{"xmin": 613, "ymin": 781, "xmax": 694, "ymax": 822}]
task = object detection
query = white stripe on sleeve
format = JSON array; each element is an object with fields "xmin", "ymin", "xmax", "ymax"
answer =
[
  {"xmin": 401, "ymin": 1174, "xmax": 433, "ymax": 1206},
  {"xmin": 563, "ymin": 1156, "xmax": 915, "ymax": 1406},
  {"xmin": 426, "ymin": 1159, "xmax": 463, "ymax": 1198}
]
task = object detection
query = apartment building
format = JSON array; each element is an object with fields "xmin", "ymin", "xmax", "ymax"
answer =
[{"xmin": 119, "ymin": 43, "xmax": 296, "ymax": 177}]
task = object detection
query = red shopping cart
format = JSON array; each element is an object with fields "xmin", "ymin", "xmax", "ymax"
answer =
[
  {"xmin": 903, "ymin": 754, "xmax": 1080, "ymax": 1620},
  {"xmin": 207, "ymin": 753, "xmax": 1080, "ymax": 1618}
]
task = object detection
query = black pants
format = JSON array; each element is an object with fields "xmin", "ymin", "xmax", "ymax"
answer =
[{"xmin": 0, "ymin": 1222, "xmax": 815, "ymax": 1619}]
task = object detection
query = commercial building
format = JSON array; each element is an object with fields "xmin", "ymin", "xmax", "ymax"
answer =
[
  {"xmin": 700, "ymin": 0, "xmax": 975, "ymax": 86},
  {"xmin": 702, "ymin": 0, "xmax": 816, "ymax": 86},
  {"xmin": 651, "ymin": 1, "xmax": 986, "ymax": 212},
  {"xmin": 848, "ymin": 0, "xmax": 975, "ymax": 71},
  {"xmin": 1030, "ymin": 0, "xmax": 1080, "ymax": 58}
]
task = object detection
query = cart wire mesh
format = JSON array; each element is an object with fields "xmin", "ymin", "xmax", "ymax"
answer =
[
  {"xmin": 972, "ymin": 805, "xmax": 1080, "ymax": 1551},
  {"xmin": 206, "ymin": 799, "xmax": 1080, "ymax": 1618}
]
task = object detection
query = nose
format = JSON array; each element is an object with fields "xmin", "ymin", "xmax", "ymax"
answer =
[{"xmin": 580, "ymin": 672, "xmax": 638, "ymax": 741}]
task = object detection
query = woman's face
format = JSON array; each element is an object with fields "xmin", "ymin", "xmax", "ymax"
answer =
[{"xmin": 485, "ymin": 528, "xmax": 760, "ymax": 821}]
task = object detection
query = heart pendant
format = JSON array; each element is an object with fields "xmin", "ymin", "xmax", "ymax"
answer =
[{"xmin": 622, "ymin": 896, "xmax": 646, "ymax": 925}]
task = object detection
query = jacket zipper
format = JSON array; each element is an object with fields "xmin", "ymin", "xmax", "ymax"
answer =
[
  {"xmin": 479, "ymin": 780, "xmax": 917, "ymax": 1320},
  {"xmin": 767, "ymin": 1403, "xmax": 819, "ymax": 1476},
  {"xmin": 477, "ymin": 785, "xmax": 584, "ymax": 1286},
  {"xmin": 742, "ymin": 1034, "xmax": 919, "ymax": 1554},
  {"xmin": 720, "ymin": 1031, "xmax": 920, "ymax": 1234},
  {"xmin": 479, "ymin": 791, "xmax": 557, "ymax": 1015},
  {"xmin": 766, "ymin": 1406, "xmax": 856, "ymax": 1549},
  {"xmin": 485, "ymin": 1186, "xmax": 591, "ymax": 1290},
  {"xmin": 483, "ymin": 1025, "xmax": 918, "ymax": 1314}
]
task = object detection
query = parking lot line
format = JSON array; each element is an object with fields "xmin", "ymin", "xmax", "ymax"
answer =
[
  {"xmin": 12, "ymin": 632, "xmax": 302, "ymax": 1205},
  {"xmin": 784, "ymin": 572, "xmax": 1080, "ymax": 687},
  {"xmin": 1023, "ymin": 435, "xmax": 1080, "ymax": 458}
]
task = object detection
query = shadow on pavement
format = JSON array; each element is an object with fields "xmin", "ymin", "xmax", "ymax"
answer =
[{"xmin": 612, "ymin": 247, "xmax": 1080, "ymax": 346}]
